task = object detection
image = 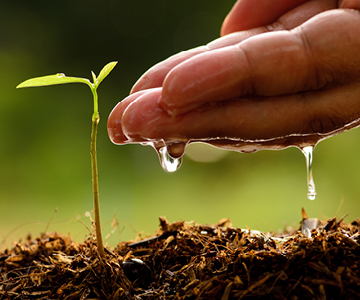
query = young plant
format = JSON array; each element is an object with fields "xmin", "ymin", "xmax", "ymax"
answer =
[{"xmin": 16, "ymin": 61, "xmax": 118, "ymax": 258}]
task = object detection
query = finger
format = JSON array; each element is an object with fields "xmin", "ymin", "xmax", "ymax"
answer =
[
  {"xmin": 161, "ymin": 9, "xmax": 360, "ymax": 116},
  {"xmin": 340, "ymin": 0, "xmax": 360, "ymax": 9},
  {"xmin": 107, "ymin": 89, "xmax": 159, "ymax": 144},
  {"xmin": 130, "ymin": 30, "xmax": 265, "ymax": 93},
  {"xmin": 121, "ymin": 81, "xmax": 360, "ymax": 151},
  {"xmin": 221, "ymin": 0, "xmax": 309, "ymax": 35},
  {"xmin": 130, "ymin": 46, "xmax": 208, "ymax": 94},
  {"xmin": 121, "ymin": 89, "xmax": 166, "ymax": 143},
  {"xmin": 131, "ymin": 0, "xmax": 336, "ymax": 94}
]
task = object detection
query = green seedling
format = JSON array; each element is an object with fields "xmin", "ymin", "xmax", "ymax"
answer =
[{"xmin": 17, "ymin": 61, "xmax": 118, "ymax": 258}]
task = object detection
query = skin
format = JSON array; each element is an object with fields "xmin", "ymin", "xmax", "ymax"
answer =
[{"xmin": 108, "ymin": 0, "xmax": 360, "ymax": 152}]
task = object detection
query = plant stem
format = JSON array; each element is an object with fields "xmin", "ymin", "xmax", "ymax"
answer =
[
  {"xmin": 90, "ymin": 88, "xmax": 105, "ymax": 258},
  {"xmin": 17, "ymin": 62, "xmax": 117, "ymax": 258}
]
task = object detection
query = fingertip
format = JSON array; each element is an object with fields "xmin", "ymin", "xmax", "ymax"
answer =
[
  {"xmin": 121, "ymin": 89, "xmax": 165, "ymax": 142},
  {"xmin": 340, "ymin": 0, "xmax": 360, "ymax": 10},
  {"xmin": 130, "ymin": 47, "xmax": 209, "ymax": 94},
  {"xmin": 107, "ymin": 102, "xmax": 129, "ymax": 144},
  {"xmin": 107, "ymin": 90, "xmax": 151, "ymax": 144},
  {"xmin": 220, "ymin": 0, "xmax": 243, "ymax": 36},
  {"xmin": 130, "ymin": 67, "xmax": 165, "ymax": 94},
  {"xmin": 220, "ymin": 14, "xmax": 231, "ymax": 37},
  {"xmin": 221, "ymin": 0, "xmax": 310, "ymax": 36}
]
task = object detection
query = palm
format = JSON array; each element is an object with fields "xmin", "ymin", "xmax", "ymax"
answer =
[{"xmin": 108, "ymin": 0, "xmax": 360, "ymax": 153}]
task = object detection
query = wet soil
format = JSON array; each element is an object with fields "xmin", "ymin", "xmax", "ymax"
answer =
[{"xmin": 1, "ymin": 213, "xmax": 360, "ymax": 299}]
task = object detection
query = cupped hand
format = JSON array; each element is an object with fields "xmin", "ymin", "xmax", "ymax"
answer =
[{"xmin": 108, "ymin": 0, "xmax": 360, "ymax": 152}]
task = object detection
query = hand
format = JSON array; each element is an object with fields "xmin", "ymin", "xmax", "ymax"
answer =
[{"xmin": 108, "ymin": 0, "xmax": 360, "ymax": 152}]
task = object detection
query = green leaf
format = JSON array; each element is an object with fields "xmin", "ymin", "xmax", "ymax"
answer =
[
  {"xmin": 91, "ymin": 71, "xmax": 97, "ymax": 84},
  {"xmin": 96, "ymin": 61, "xmax": 118, "ymax": 86},
  {"xmin": 17, "ymin": 73, "xmax": 91, "ymax": 89}
]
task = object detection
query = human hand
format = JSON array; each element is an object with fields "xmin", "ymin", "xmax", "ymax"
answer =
[{"xmin": 108, "ymin": 0, "xmax": 360, "ymax": 153}]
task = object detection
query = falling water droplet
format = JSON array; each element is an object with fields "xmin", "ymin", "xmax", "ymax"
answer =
[
  {"xmin": 167, "ymin": 141, "xmax": 186, "ymax": 159},
  {"xmin": 301, "ymin": 146, "xmax": 316, "ymax": 200},
  {"xmin": 157, "ymin": 145, "xmax": 183, "ymax": 173}
]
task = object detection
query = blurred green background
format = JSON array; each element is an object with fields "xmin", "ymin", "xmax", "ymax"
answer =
[{"xmin": 1, "ymin": 0, "xmax": 360, "ymax": 250}]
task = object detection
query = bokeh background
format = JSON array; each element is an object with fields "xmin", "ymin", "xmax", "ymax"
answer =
[{"xmin": 1, "ymin": 0, "xmax": 360, "ymax": 250}]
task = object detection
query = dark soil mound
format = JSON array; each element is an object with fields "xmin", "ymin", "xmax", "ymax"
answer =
[{"xmin": 1, "ymin": 213, "xmax": 360, "ymax": 299}]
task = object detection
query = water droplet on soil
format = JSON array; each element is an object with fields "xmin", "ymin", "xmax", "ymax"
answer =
[{"xmin": 301, "ymin": 146, "xmax": 316, "ymax": 200}]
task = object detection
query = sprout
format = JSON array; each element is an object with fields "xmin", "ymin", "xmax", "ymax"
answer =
[{"xmin": 17, "ymin": 61, "xmax": 118, "ymax": 258}]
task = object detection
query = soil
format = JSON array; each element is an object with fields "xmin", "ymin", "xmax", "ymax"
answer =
[{"xmin": 1, "ymin": 211, "xmax": 360, "ymax": 300}]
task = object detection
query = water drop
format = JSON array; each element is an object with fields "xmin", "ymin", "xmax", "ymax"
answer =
[
  {"xmin": 167, "ymin": 141, "xmax": 186, "ymax": 158},
  {"xmin": 157, "ymin": 145, "xmax": 183, "ymax": 173},
  {"xmin": 301, "ymin": 146, "xmax": 316, "ymax": 200}
]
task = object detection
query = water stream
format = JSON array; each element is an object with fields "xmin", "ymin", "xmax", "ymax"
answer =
[
  {"xmin": 134, "ymin": 117, "xmax": 360, "ymax": 199},
  {"xmin": 301, "ymin": 146, "xmax": 316, "ymax": 200}
]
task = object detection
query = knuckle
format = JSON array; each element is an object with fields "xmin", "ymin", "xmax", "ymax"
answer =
[{"xmin": 307, "ymin": 110, "xmax": 345, "ymax": 134}]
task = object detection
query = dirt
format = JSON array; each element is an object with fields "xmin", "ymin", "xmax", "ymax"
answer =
[{"xmin": 1, "ymin": 211, "xmax": 360, "ymax": 299}]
